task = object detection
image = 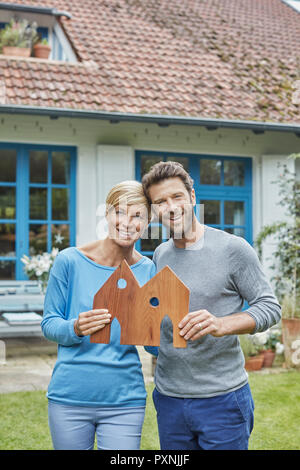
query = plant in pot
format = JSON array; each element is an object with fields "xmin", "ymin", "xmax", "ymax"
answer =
[
  {"xmin": 21, "ymin": 248, "xmax": 59, "ymax": 294},
  {"xmin": 252, "ymin": 329, "xmax": 282, "ymax": 368},
  {"xmin": 239, "ymin": 334, "xmax": 264, "ymax": 371},
  {"xmin": 255, "ymin": 153, "xmax": 300, "ymax": 368},
  {"xmin": 33, "ymin": 37, "xmax": 51, "ymax": 59},
  {"xmin": 0, "ymin": 18, "xmax": 39, "ymax": 57}
]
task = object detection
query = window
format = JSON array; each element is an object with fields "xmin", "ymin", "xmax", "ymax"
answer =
[
  {"xmin": 0, "ymin": 19, "xmax": 75, "ymax": 62},
  {"xmin": 135, "ymin": 151, "xmax": 252, "ymax": 256},
  {"xmin": 0, "ymin": 144, "xmax": 76, "ymax": 280}
]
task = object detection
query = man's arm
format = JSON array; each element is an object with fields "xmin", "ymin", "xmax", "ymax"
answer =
[
  {"xmin": 178, "ymin": 310, "xmax": 256, "ymax": 341},
  {"xmin": 179, "ymin": 236, "xmax": 281, "ymax": 341}
]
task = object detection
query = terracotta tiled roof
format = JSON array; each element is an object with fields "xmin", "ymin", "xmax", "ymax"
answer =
[{"xmin": 0, "ymin": 0, "xmax": 299, "ymax": 123}]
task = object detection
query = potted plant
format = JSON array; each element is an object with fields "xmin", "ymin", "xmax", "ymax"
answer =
[
  {"xmin": 0, "ymin": 18, "xmax": 39, "ymax": 57},
  {"xmin": 255, "ymin": 153, "xmax": 300, "ymax": 368},
  {"xmin": 252, "ymin": 329, "xmax": 282, "ymax": 368},
  {"xmin": 21, "ymin": 248, "xmax": 59, "ymax": 294},
  {"xmin": 281, "ymin": 294, "xmax": 300, "ymax": 368},
  {"xmin": 33, "ymin": 38, "xmax": 51, "ymax": 59},
  {"xmin": 239, "ymin": 335, "xmax": 264, "ymax": 371}
]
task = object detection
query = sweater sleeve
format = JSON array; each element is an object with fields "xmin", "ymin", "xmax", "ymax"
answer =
[
  {"xmin": 229, "ymin": 236, "xmax": 281, "ymax": 333},
  {"xmin": 41, "ymin": 253, "xmax": 84, "ymax": 346}
]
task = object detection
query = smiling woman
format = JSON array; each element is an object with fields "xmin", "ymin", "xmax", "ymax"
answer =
[
  {"xmin": 41, "ymin": 179, "xmax": 156, "ymax": 451},
  {"xmin": 105, "ymin": 180, "xmax": 151, "ymax": 244}
]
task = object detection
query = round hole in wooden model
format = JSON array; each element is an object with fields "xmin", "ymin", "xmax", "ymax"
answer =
[
  {"xmin": 150, "ymin": 297, "xmax": 160, "ymax": 307},
  {"xmin": 117, "ymin": 278, "xmax": 127, "ymax": 289}
]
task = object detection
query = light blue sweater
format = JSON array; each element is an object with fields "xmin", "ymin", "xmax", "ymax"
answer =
[{"xmin": 41, "ymin": 247, "xmax": 156, "ymax": 408}]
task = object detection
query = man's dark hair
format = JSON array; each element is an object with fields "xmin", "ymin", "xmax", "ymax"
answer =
[{"xmin": 142, "ymin": 161, "xmax": 194, "ymax": 202}]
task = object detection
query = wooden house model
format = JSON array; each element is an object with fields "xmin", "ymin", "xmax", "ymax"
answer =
[{"xmin": 90, "ymin": 260, "xmax": 190, "ymax": 348}]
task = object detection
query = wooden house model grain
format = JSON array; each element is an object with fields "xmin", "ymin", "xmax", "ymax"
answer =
[{"xmin": 90, "ymin": 260, "xmax": 189, "ymax": 348}]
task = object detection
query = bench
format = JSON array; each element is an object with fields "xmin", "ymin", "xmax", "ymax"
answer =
[{"xmin": 0, "ymin": 281, "xmax": 44, "ymax": 338}]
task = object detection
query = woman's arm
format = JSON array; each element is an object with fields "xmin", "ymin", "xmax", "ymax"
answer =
[
  {"xmin": 41, "ymin": 271, "xmax": 84, "ymax": 346},
  {"xmin": 42, "ymin": 272, "xmax": 111, "ymax": 346}
]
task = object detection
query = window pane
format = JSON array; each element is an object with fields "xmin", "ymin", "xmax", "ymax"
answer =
[
  {"xmin": 166, "ymin": 156, "xmax": 189, "ymax": 172},
  {"xmin": 30, "ymin": 150, "xmax": 48, "ymax": 183},
  {"xmin": 141, "ymin": 156, "xmax": 163, "ymax": 178},
  {"xmin": 52, "ymin": 152, "xmax": 70, "ymax": 184},
  {"xmin": 201, "ymin": 200, "xmax": 220, "ymax": 224},
  {"xmin": 141, "ymin": 224, "xmax": 163, "ymax": 252},
  {"xmin": 200, "ymin": 159, "xmax": 221, "ymax": 185},
  {"xmin": 30, "ymin": 188, "xmax": 47, "ymax": 220},
  {"xmin": 225, "ymin": 227, "xmax": 245, "ymax": 238},
  {"xmin": 0, "ymin": 149, "xmax": 16, "ymax": 182},
  {"xmin": 52, "ymin": 224, "xmax": 70, "ymax": 250},
  {"xmin": 0, "ymin": 187, "xmax": 16, "ymax": 219},
  {"xmin": 224, "ymin": 160, "xmax": 245, "ymax": 186},
  {"xmin": 52, "ymin": 188, "xmax": 69, "ymax": 220},
  {"xmin": 29, "ymin": 224, "xmax": 47, "ymax": 255},
  {"xmin": 224, "ymin": 201, "xmax": 245, "ymax": 225},
  {"xmin": 0, "ymin": 260, "xmax": 15, "ymax": 280},
  {"xmin": 0, "ymin": 223, "xmax": 15, "ymax": 256}
]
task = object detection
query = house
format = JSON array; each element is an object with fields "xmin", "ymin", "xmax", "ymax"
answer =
[
  {"xmin": 0, "ymin": 0, "xmax": 299, "ymax": 285},
  {"xmin": 91, "ymin": 259, "xmax": 189, "ymax": 347}
]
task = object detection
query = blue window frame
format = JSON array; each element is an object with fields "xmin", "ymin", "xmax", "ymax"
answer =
[
  {"xmin": 0, "ymin": 143, "xmax": 76, "ymax": 280},
  {"xmin": 135, "ymin": 150, "xmax": 252, "ymax": 256}
]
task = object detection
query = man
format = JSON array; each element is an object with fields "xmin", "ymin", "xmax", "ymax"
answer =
[{"xmin": 142, "ymin": 161, "xmax": 281, "ymax": 450}]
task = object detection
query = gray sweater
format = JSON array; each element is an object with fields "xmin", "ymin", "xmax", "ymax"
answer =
[{"xmin": 152, "ymin": 225, "xmax": 281, "ymax": 398}]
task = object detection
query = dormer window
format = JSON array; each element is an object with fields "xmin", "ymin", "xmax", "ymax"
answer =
[{"xmin": 0, "ymin": 2, "xmax": 77, "ymax": 62}]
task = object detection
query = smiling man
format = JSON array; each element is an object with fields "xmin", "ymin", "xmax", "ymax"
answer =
[{"xmin": 142, "ymin": 161, "xmax": 281, "ymax": 450}]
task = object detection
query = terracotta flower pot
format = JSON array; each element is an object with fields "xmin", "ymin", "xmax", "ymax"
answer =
[
  {"xmin": 245, "ymin": 354, "xmax": 264, "ymax": 371},
  {"xmin": 262, "ymin": 349, "xmax": 276, "ymax": 368},
  {"xmin": 2, "ymin": 46, "xmax": 31, "ymax": 57},
  {"xmin": 282, "ymin": 318, "xmax": 300, "ymax": 368},
  {"xmin": 33, "ymin": 44, "xmax": 51, "ymax": 59}
]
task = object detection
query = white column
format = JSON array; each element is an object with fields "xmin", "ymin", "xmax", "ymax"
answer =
[
  {"xmin": 76, "ymin": 146, "xmax": 98, "ymax": 246},
  {"xmin": 96, "ymin": 145, "xmax": 135, "ymax": 239},
  {"xmin": 96, "ymin": 145, "xmax": 135, "ymax": 205}
]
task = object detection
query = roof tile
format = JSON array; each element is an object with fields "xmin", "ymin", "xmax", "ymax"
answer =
[{"xmin": 0, "ymin": 0, "xmax": 299, "ymax": 122}]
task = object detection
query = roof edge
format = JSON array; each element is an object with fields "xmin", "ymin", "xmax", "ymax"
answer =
[
  {"xmin": 0, "ymin": 2, "xmax": 72, "ymax": 19},
  {"xmin": 0, "ymin": 104, "xmax": 300, "ymax": 134}
]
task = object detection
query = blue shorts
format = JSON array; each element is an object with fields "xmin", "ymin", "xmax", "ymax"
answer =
[
  {"xmin": 48, "ymin": 400, "xmax": 145, "ymax": 450},
  {"xmin": 152, "ymin": 383, "xmax": 254, "ymax": 450}
]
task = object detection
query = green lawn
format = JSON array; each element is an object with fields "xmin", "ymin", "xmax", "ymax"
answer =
[{"xmin": 0, "ymin": 371, "xmax": 299, "ymax": 450}]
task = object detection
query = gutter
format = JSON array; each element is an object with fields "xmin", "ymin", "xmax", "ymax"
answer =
[
  {"xmin": 0, "ymin": 2, "xmax": 72, "ymax": 19},
  {"xmin": 0, "ymin": 104, "xmax": 300, "ymax": 136}
]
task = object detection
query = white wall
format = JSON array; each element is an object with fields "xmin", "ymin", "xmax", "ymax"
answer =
[
  {"xmin": 76, "ymin": 145, "xmax": 98, "ymax": 247},
  {"xmin": 260, "ymin": 154, "xmax": 297, "ymax": 279},
  {"xmin": 96, "ymin": 145, "xmax": 135, "ymax": 205},
  {"xmin": 0, "ymin": 112, "xmax": 299, "ymax": 269}
]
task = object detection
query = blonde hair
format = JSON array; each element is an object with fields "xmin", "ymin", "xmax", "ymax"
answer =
[{"xmin": 106, "ymin": 180, "xmax": 151, "ymax": 219}]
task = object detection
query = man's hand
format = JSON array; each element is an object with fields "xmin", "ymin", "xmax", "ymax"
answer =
[
  {"xmin": 178, "ymin": 309, "xmax": 256, "ymax": 340},
  {"xmin": 178, "ymin": 310, "xmax": 225, "ymax": 341},
  {"xmin": 74, "ymin": 309, "xmax": 111, "ymax": 336}
]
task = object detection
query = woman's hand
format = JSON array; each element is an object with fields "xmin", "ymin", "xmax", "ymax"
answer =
[{"xmin": 74, "ymin": 309, "xmax": 111, "ymax": 336}]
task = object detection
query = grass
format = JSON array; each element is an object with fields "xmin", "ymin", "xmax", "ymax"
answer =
[
  {"xmin": 248, "ymin": 371, "xmax": 300, "ymax": 450},
  {"xmin": 0, "ymin": 371, "xmax": 299, "ymax": 450}
]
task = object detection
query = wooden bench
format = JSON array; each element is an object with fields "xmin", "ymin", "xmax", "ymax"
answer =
[{"xmin": 0, "ymin": 281, "xmax": 44, "ymax": 338}]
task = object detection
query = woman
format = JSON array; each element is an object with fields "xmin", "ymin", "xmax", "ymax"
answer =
[{"xmin": 41, "ymin": 181, "xmax": 156, "ymax": 450}]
